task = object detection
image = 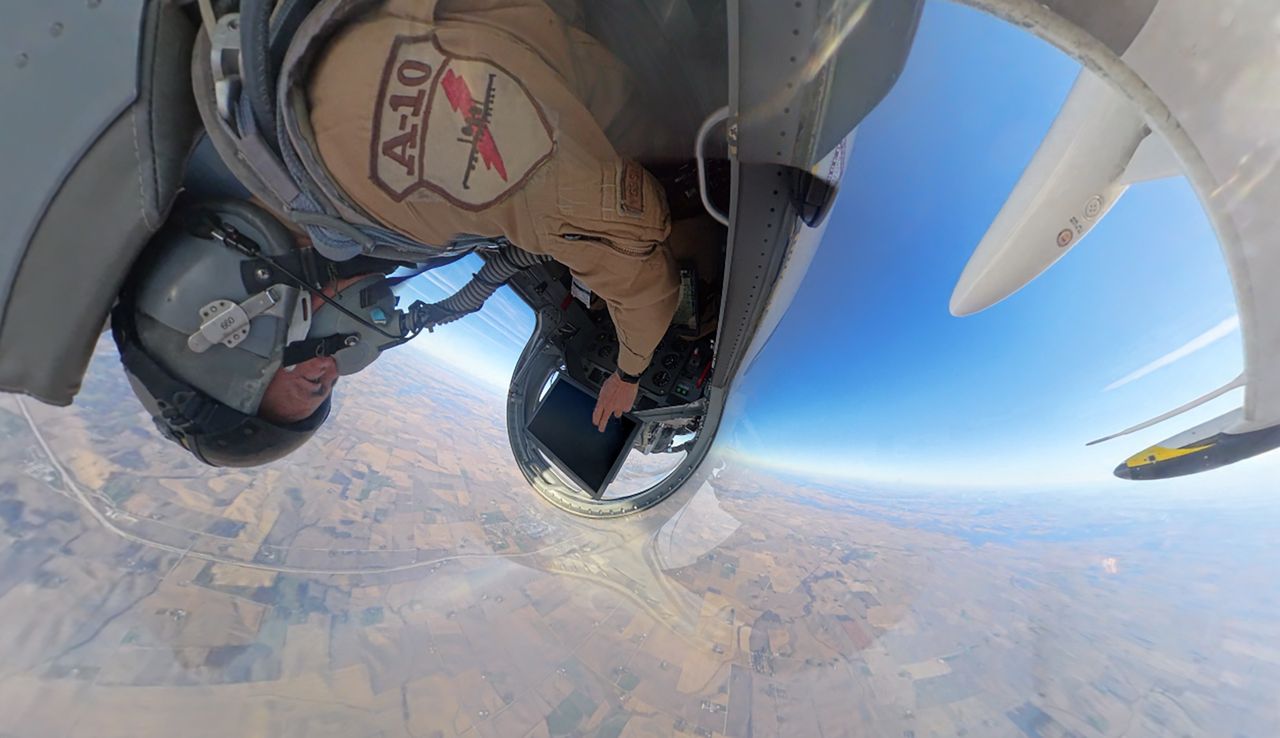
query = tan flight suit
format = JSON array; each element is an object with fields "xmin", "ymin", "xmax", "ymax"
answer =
[{"xmin": 308, "ymin": 0, "xmax": 679, "ymax": 375}]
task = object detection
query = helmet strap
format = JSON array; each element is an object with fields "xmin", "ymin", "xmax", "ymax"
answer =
[{"xmin": 283, "ymin": 333, "xmax": 358, "ymax": 367}]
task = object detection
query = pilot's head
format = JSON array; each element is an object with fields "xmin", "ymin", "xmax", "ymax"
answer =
[{"xmin": 111, "ymin": 200, "xmax": 402, "ymax": 466}]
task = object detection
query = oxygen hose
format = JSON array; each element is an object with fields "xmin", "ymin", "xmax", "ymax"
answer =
[{"xmin": 409, "ymin": 244, "xmax": 550, "ymax": 332}]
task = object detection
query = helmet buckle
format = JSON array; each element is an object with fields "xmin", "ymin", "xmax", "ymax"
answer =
[{"xmin": 187, "ymin": 287, "xmax": 289, "ymax": 353}]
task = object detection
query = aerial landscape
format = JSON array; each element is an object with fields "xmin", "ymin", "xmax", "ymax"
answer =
[
  {"xmin": 4, "ymin": 1, "xmax": 1280, "ymax": 736},
  {"xmin": 0, "ymin": 338, "xmax": 1276, "ymax": 737}
]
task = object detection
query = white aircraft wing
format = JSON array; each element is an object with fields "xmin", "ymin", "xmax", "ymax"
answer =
[
  {"xmin": 949, "ymin": 0, "xmax": 1280, "ymax": 479},
  {"xmin": 948, "ymin": 69, "xmax": 1172, "ymax": 318}
]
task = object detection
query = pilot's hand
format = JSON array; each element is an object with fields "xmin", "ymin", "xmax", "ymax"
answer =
[{"xmin": 593, "ymin": 372, "xmax": 640, "ymax": 432}]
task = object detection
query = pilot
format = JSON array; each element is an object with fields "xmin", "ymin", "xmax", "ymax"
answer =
[
  {"xmin": 299, "ymin": 0, "xmax": 682, "ymax": 431},
  {"xmin": 112, "ymin": 199, "xmax": 405, "ymax": 466}
]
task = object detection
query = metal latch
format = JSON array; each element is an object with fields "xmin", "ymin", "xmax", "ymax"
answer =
[{"xmin": 188, "ymin": 287, "xmax": 284, "ymax": 353}]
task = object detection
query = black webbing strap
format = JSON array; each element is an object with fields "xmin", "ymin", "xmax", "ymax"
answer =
[{"xmin": 282, "ymin": 332, "xmax": 356, "ymax": 366}]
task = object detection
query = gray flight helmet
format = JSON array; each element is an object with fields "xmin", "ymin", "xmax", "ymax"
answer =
[{"xmin": 112, "ymin": 199, "xmax": 330, "ymax": 467}]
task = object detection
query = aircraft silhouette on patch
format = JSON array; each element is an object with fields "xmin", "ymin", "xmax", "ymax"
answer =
[{"xmin": 441, "ymin": 69, "xmax": 508, "ymax": 189}]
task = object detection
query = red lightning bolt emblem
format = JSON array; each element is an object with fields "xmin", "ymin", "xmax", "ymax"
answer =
[{"xmin": 441, "ymin": 68, "xmax": 508, "ymax": 183}]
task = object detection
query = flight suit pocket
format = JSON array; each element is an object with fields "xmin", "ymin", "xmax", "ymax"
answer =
[{"xmin": 553, "ymin": 158, "xmax": 671, "ymax": 249}]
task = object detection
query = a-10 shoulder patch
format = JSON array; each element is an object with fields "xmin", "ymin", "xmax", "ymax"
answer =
[{"xmin": 370, "ymin": 35, "xmax": 555, "ymax": 211}]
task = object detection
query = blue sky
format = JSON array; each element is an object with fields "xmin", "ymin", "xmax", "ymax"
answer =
[
  {"xmin": 397, "ymin": 258, "xmax": 536, "ymax": 391},
  {"xmin": 726, "ymin": 1, "xmax": 1245, "ymax": 489},
  {"xmin": 411, "ymin": 1, "xmax": 1261, "ymax": 492}
]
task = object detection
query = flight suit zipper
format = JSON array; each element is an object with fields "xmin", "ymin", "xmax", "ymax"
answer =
[{"xmin": 558, "ymin": 232, "xmax": 656, "ymax": 259}]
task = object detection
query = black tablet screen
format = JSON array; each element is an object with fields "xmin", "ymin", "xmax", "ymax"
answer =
[{"xmin": 527, "ymin": 379, "xmax": 637, "ymax": 495}]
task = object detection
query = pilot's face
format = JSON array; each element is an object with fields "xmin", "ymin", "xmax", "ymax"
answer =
[{"xmin": 258, "ymin": 354, "xmax": 338, "ymax": 424}]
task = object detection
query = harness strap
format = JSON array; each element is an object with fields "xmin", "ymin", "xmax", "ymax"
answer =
[
  {"xmin": 240, "ymin": 0, "xmax": 278, "ymax": 146},
  {"xmin": 275, "ymin": 0, "xmax": 387, "ymax": 228},
  {"xmin": 235, "ymin": 102, "xmax": 302, "ymax": 203},
  {"xmin": 269, "ymin": 0, "xmax": 318, "ymax": 84},
  {"xmin": 196, "ymin": 0, "xmax": 218, "ymax": 36}
]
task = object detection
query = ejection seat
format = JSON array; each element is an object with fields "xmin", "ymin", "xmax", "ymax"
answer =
[{"xmin": 0, "ymin": 1, "xmax": 201, "ymax": 405}]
